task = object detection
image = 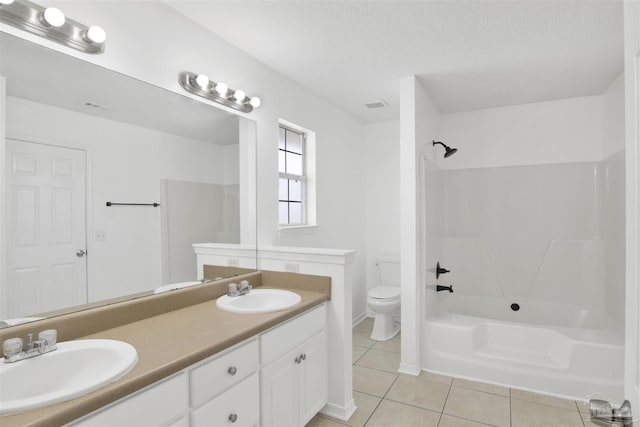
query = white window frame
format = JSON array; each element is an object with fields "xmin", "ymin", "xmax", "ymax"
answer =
[{"xmin": 278, "ymin": 119, "xmax": 317, "ymax": 234}]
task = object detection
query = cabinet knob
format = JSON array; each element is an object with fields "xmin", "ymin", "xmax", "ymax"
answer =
[
  {"xmin": 228, "ymin": 413, "xmax": 238, "ymax": 423},
  {"xmin": 301, "ymin": 353, "xmax": 307, "ymax": 361},
  {"xmin": 227, "ymin": 366, "xmax": 237, "ymax": 376},
  {"xmin": 294, "ymin": 356, "xmax": 301, "ymax": 364}
]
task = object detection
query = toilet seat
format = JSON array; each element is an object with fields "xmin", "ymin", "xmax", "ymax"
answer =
[{"xmin": 368, "ymin": 286, "xmax": 400, "ymax": 301}]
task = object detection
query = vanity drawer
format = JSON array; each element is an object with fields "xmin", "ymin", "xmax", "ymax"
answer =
[
  {"xmin": 260, "ymin": 304, "xmax": 327, "ymax": 364},
  {"xmin": 189, "ymin": 339, "xmax": 258, "ymax": 407},
  {"xmin": 191, "ymin": 372, "xmax": 259, "ymax": 427},
  {"xmin": 72, "ymin": 372, "xmax": 187, "ymax": 427}
]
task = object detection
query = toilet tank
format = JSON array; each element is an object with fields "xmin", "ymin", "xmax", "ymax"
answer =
[{"xmin": 376, "ymin": 257, "xmax": 400, "ymax": 287}]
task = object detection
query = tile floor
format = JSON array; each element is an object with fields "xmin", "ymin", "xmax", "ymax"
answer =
[{"xmin": 307, "ymin": 318, "xmax": 598, "ymax": 427}]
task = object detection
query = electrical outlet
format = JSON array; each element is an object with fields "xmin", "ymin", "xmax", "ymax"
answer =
[
  {"xmin": 227, "ymin": 258, "xmax": 239, "ymax": 267},
  {"xmin": 95, "ymin": 230, "xmax": 106, "ymax": 241},
  {"xmin": 284, "ymin": 263, "xmax": 299, "ymax": 273}
]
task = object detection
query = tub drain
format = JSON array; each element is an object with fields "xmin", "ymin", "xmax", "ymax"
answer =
[{"xmin": 510, "ymin": 303, "xmax": 520, "ymax": 311}]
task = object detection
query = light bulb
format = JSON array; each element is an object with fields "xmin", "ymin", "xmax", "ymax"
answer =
[
  {"xmin": 249, "ymin": 97, "xmax": 261, "ymax": 108},
  {"xmin": 85, "ymin": 25, "xmax": 106, "ymax": 43},
  {"xmin": 0, "ymin": 0, "xmax": 15, "ymax": 5},
  {"xmin": 214, "ymin": 82, "xmax": 228, "ymax": 96},
  {"xmin": 233, "ymin": 89, "xmax": 246, "ymax": 104},
  {"xmin": 195, "ymin": 74, "xmax": 210, "ymax": 89},
  {"xmin": 42, "ymin": 7, "xmax": 66, "ymax": 27}
]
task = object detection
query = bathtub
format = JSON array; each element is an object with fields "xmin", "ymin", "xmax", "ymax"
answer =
[{"xmin": 423, "ymin": 295, "xmax": 624, "ymax": 401}]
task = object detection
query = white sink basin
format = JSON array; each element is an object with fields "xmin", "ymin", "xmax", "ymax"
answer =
[
  {"xmin": 216, "ymin": 289, "xmax": 302, "ymax": 314},
  {"xmin": 0, "ymin": 339, "xmax": 138, "ymax": 415}
]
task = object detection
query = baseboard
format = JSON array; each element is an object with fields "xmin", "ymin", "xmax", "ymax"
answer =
[
  {"xmin": 398, "ymin": 362, "xmax": 421, "ymax": 376},
  {"xmin": 352, "ymin": 311, "xmax": 369, "ymax": 328},
  {"xmin": 320, "ymin": 398, "xmax": 357, "ymax": 422}
]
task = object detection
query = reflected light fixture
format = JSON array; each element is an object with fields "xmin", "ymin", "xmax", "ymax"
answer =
[
  {"xmin": 0, "ymin": 0, "xmax": 106, "ymax": 54},
  {"xmin": 178, "ymin": 71, "xmax": 261, "ymax": 113}
]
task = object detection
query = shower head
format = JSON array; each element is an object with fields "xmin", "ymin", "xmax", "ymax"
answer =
[{"xmin": 433, "ymin": 140, "xmax": 458, "ymax": 158}]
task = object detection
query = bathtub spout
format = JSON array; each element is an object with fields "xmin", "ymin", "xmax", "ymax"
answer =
[{"xmin": 436, "ymin": 285, "xmax": 454, "ymax": 293}]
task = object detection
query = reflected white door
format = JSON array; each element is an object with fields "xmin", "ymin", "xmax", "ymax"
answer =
[{"xmin": 5, "ymin": 139, "xmax": 87, "ymax": 318}]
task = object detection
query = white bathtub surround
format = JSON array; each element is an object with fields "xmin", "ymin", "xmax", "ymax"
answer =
[
  {"xmin": 194, "ymin": 244, "xmax": 357, "ymax": 422},
  {"xmin": 424, "ymin": 306, "xmax": 624, "ymax": 401},
  {"xmin": 404, "ymin": 66, "xmax": 628, "ymax": 400},
  {"xmin": 421, "ymin": 161, "xmax": 626, "ymax": 399}
]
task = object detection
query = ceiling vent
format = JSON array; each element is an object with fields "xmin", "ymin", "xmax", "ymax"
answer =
[
  {"xmin": 83, "ymin": 101, "xmax": 112, "ymax": 110},
  {"xmin": 364, "ymin": 100, "xmax": 388, "ymax": 109}
]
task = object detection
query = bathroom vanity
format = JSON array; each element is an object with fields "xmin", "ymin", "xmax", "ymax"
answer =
[
  {"xmin": 70, "ymin": 305, "xmax": 327, "ymax": 427},
  {"xmin": 0, "ymin": 271, "xmax": 331, "ymax": 427}
]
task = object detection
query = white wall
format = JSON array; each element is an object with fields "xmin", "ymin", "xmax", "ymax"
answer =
[
  {"xmin": 400, "ymin": 77, "xmax": 440, "ymax": 375},
  {"xmin": 6, "ymin": 96, "xmax": 228, "ymax": 302},
  {"xmin": 364, "ymin": 120, "xmax": 400, "ymax": 309},
  {"xmin": 623, "ymin": 0, "xmax": 640, "ymax": 408},
  {"xmin": 0, "ymin": 1, "xmax": 367, "ymax": 320},
  {"xmin": 438, "ymin": 96, "xmax": 604, "ymax": 169}
]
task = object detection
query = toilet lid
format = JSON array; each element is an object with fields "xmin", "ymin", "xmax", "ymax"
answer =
[{"xmin": 369, "ymin": 286, "xmax": 401, "ymax": 300}]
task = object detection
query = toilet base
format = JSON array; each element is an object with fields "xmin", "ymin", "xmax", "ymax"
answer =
[{"xmin": 370, "ymin": 314, "xmax": 400, "ymax": 341}]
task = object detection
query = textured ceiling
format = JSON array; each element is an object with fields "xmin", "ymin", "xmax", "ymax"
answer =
[{"xmin": 167, "ymin": 0, "xmax": 624, "ymax": 123}]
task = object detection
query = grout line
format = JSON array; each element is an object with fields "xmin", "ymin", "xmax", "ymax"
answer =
[
  {"xmin": 439, "ymin": 413, "xmax": 500, "ymax": 427},
  {"xmin": 449, "ymin": 384, "xmax": 511, "ymax": 398},
  {"xmin": 509, "ymin": 388, "xmax": 512, "ymax": 427},
  {"xmin": 362, "ymin": 374, "xmax": 400, "ymax": 427},
  {"xmin": 510, "ymin": 396, "xmax": 580, "ymax": 412}
]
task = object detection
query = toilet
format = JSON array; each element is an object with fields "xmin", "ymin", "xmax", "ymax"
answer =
[{"xmin": 367, "ymin": 258, "xmax": 401, "ymax": 341}]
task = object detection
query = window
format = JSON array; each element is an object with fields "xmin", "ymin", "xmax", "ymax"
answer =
[{"xmin": 279, "ymin": 125, "xmax": 306, "ymax": 225}]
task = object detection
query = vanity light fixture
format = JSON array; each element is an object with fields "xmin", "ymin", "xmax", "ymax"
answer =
[
  {"xmin": 178, "ymin": 71, "xmax": 261, "ymax": 113},
  {"xmin": 0, "ymin": 0, "xmax": 106, "ymax": 54}
]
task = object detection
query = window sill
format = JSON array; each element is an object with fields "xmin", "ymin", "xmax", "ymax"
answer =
[{"xmin": 277, "ymin": 224, "xmax": 319, "ymax": 237}]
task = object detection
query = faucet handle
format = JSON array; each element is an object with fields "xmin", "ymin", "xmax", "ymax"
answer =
[
  {"xmin": 38, "ymin": 329, "xmax": 57, "ymax": 346},
  {"xmin": 2, "ymin": 338, "xmax": 23, "ymax": 358}
]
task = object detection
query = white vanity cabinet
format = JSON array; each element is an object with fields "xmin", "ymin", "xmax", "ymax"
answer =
[
  {"xmin": 189, "ymin": 339, "xmax": 260, "ymax": 427},
  {"xmin": 70, "ymin": 339, "xmax": 259, "ymax": 427},
  {"xmin": 68, "ymin": 303, "xmax": 327, "ymax": 427},
  {"xmin": 70, "ymin": 372, "xmax": 189, "ymax": 427},
  {"xmin": 260, "ymin": 305, "xmax": 328, "ymax": 427}
]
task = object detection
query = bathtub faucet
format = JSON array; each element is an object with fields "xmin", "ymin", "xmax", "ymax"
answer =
[{"xmin": 436, "ymin": 285, "xmax": 454, "ymax": 293}]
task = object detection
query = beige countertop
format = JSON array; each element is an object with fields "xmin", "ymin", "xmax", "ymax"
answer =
[{"xmin": 1, "ymin": 271, "xmax": 330, "ymax": 427}]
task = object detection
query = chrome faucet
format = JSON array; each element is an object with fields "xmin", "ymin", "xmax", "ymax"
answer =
[
  {"xmin": 228, "ymin": 280, "xmax": 252, "ymax": 297},
  {"xmin": 2, "ymin": 329, "xmax": 58, "ymax": 363}
]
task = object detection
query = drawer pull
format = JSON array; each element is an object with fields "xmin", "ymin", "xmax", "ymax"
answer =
[
  {"xmin": 227, "ymin": 366, "xmax": 237, "ymax": 376},
  {"xmin": 229, "ymin": 413, "xmax": 238, "ymax": 423}
]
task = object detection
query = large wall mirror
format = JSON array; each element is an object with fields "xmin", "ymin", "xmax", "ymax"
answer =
[{"xmin": 0, "ymin": 33, "xmax": 257, "ymax": 327}]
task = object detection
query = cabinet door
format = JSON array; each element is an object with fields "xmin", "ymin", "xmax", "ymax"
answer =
[
  {"xmin": 260, "ymin": 347, "xmax": 299, "ymax": 427},
  {"xmin": 298, "ymin": 332, "xmax": 328, "ymax": 426}
]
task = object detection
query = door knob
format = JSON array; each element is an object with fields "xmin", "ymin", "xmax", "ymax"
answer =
[{"xmin": 76, "ymin": 250, "xmax": 86, "ymax": 257}]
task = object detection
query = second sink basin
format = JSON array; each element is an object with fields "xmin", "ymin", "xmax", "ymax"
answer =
[
  {"xmin": 0, "ymin": 339, "xmax": 138, "ymax": 415},
  {"xmin": 216, "ymin": 289, "xmax": 302, "ymax": 314}
]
